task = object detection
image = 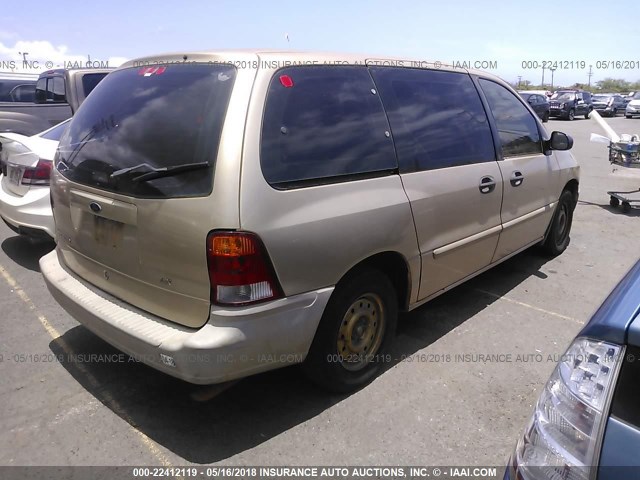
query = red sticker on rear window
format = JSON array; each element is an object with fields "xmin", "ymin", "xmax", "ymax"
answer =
[{"xmin": 138, "ymin": 66, "xmax": 167, "ymax": 76}]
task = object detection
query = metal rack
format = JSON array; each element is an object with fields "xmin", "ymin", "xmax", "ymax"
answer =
[{"xmin": 607, "ymin": 138, "xmax": 640, "ymax": 213}]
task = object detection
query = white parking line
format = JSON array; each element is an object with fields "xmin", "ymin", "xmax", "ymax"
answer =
[
  {"xmin": 474, "ymin": 288, "xmax": 584, "ymax": 324},
  {"xmin": 0, "ymin": 263, "xmax": 177, "ymax": 470}
]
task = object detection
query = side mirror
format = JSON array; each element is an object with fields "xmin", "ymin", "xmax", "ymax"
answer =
[
  {"xmin": 547, "ymin": 131, "xmax": 574, "ymax": 152},
  {"xmin": 528, "ymin": 98, "xmax": 535, "ymax": 104}
]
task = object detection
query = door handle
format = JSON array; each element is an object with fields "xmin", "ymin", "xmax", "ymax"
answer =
[
  {"xmin": 479, "ymin": 176, "xmax": 496, "ymax": 194},
  {"xmin": 510, "ymin": 171, "xmax": 524, "ymax": 187}
]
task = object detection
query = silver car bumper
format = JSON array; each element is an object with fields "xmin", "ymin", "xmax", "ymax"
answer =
[{"xmin": 40, "ymin": 249, "xmax": 333, "ymax": 384}]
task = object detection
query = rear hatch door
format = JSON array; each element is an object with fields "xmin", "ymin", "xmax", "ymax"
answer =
[{"xmin": 53, "ymin": 61, "xmax": 240, "ymax": 328}]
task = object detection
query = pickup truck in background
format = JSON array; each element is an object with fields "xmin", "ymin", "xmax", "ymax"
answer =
[
  {"xmin": 0, "ymin": 72, "xmax": 38, "ymax": 103},
  {"xmin": 0, "ymin": 68, "xmax": 111, "ymax": 136}
]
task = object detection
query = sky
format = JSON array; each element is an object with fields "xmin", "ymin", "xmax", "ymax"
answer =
[{"xmin": 1, "ymin": 0, "xmax": 639, "ymax": 88}]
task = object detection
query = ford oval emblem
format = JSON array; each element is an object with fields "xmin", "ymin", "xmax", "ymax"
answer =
[{"xmin": 89, "ymin": 202, "xmax": 102, "ymax": 213}]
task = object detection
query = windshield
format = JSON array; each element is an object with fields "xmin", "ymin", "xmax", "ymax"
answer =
[
  {"xmin": 56, "ymin": 63, "xmax": 236, "ymax": 198},
  {"xmin": 592, "ymin": 95, "xmax": 612, "ymax": 101},
  {"xmin": 551, "ymin": 92, "xmax": 576, "ymax": 101}
]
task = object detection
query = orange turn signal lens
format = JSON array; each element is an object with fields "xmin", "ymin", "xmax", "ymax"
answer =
[{"xmin": 211, "ymin": 235, "xmax": 257, "ymax": 257}]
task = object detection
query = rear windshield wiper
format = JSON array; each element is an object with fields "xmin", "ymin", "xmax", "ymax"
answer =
[{"xmin": 109, "ymin": 162, "xmax": 210, "ymax": 183}]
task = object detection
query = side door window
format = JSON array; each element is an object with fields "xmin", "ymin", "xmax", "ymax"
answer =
[
  {"xmin": 51, "ymin": 77, "xmax": 66, "ymax": 102},
  {"xmin": 35, "ymin": 77, "xmax": 47, "ymax": 102},
  {"xmin": 478, "ymin": 79, "xmax": 542, "ymax": 157},
  {"xmin": 369, "ymin": 67, "xmax": 496, "ymax": 172},
  {"xmin": 261, "ymin": 66, "xmax": 397, "ymax": 188},
  {"xmin": 45, "ymin": 77, "xmax": 55, "ymax": 101}
]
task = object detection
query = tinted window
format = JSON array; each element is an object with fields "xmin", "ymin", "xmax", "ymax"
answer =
[
  {"xmin": 56, "ymin": 64, "xmax": 236, "ymax": 198},
  {"xmin": 45, "ymin": 78, "xmax": 55, "ymax": 101},
  {"xmin": 52, "ymin": 76, "xmax": 65, "ymax": 102},
  {"xmin": 479, "ymin": 79, "xmax": 542, "ymax": 157},
  {"xmin": 261, "ymin": 66, "xmax": 397, "ymax": 187},
  {"xmin": 81, "ymin": 72, "xmax": 109, "ymax": 97},
  {"xmin": 0, "ymin": 80, "xmax": 35, "ymax": 102},
  {"xmin": 370, "ymin": 67, "xmax": 495, "ymax": 172},
  {"xmin": 35, "ymin": 78, "xmax": 46, "ymax": 102},
  {"xmin": 10, "ymin": 84, "xmax": 36, "ymax": 102}
]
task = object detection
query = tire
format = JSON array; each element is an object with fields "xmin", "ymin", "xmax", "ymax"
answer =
[
  {"xmin": 541, "ymin": 190, "xmax": 576, "ymax": 257},
  {"xmin": 568, "ymin": 109, "xmax": 575, "ymax": 121},
  {"xmin": 610, "ymin": 196, "xmax": 620, "ymax": 207},
  {"xmin": 626, "ymin": 115, "xmax": 633, "ymax": 119},
  {"xmin": 302, "ymin": 268, "xmax": 398, "ymax": 393},
  {"xmin": 584, "ymin": 109, "xmax": 591, "ymax": 119},
  {"xmin": 542, "ymin": 112, "xmax": 549, "ymax": 123},
  {"xmin": 622, "ymin": 202, "xmax": 631, "ymax": 213},
  {"xmin": 612, "ymin": 109, "xmax": 618, "ymax": 117}
]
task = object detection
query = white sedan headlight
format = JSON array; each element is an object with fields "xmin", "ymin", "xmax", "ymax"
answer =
[{"xmin": 513, "ymin": 338, "xmax": 624, "ymax": 480}]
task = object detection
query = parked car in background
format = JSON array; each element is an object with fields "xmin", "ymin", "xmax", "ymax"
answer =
[
  {"xmin": 505, "ymin": 259, "xmax": 640, "ymax": 480},
  {"xmin": 41, "ymin": 50, "xmax": 579, "ymax": 393},
  {"xmin": 549, "ymin": 89, "xmax": 593, "ymax": 120},
  {"xmin": 0, "ymin": 68, "xmax": 111, "ymax": 136},
  {"xmin": 0, "ymin": 72, "xmax": 37, "ymax": 103},
  {"xmin": 518, "ymin": 89, "xmax": 552, "ymax": 98},
  {"xmin": 0, "ymin": 119, "xmax": 70, "ymax": 240},
  {"xmin": 592, "ymin": 93, "xmax": 626, "ymax": 117},
  {"xmin": 518, "ymin": 92, "xmax": 550, "ymax": 122},
  {"xmin": 625, "ymin": 92, "xmax": 640, "ymax": 118}
]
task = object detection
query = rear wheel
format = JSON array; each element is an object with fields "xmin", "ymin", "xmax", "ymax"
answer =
[
  {"xmin": 610, "ymin": 196, "xmax": 620, "ymax": 207},
  {"xmin": 568, "ymin": 109, "xmax": 575, "ymax": 121},
  {"xmin": 542, "ymin": 112, "xmax": 549, "ymax": 123},
  {"xmin": 622, "ymin": 202, "xmax": 631, "ymax": 213},
  {"xmin": 542, "ymin": 190, "xmax": 575, "ymax": 256},
  {"xmin": 626, "ymin": 115, "xmax": 633, "ymax": 119},
  {"xmin": 584, "ymin": 109, "xmax": 591, "ymax": 119},
  {"xmin": 303, "ymin": 269, "xmax": 397, "ymax": 393}
]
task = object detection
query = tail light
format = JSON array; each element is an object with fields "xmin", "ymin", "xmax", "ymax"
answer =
[
  {"xmin": 206, "ymin": 231, "xmax": 283, "ymax": 306},
  {"xmin": 22, "ymin": 159, "xmax": 53, "ymax": 186}
]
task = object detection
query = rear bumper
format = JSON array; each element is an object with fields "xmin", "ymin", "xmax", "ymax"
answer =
[
  {"xmin": 0, "ymin": 178, "xmax": 54, "ymax": 239},
  {"xmin": 40, "ymin": 249, "xmax": 334, "ymax": 384}
]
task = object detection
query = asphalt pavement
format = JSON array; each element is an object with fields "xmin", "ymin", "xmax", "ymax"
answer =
[{"xmin": 1, "ymin": 115, "xmax": 639, "ymax": 469}]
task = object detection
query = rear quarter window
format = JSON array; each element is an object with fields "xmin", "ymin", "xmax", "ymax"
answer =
[{"xmin": 260, "ymin": 66, "xmax": 397, "ymax": 188}]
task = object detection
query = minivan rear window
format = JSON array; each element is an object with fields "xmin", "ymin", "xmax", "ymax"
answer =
[{"xmin": 56, "ymin": 64, "xmax": 236, "ymax": 198}]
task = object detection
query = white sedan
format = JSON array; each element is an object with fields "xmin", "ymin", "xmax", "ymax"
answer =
[{"xmin": 0, "ymin": 120, "xmax": 69, "ymax": 240}]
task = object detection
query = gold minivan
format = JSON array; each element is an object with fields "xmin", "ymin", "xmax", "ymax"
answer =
[{"xmin": 41, "ymin": 50, "xmax": 579, "ymax": 392}]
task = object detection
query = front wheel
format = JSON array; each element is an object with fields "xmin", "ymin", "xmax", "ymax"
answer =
[
  {"xmin": 568, "ymin": 109, "xmax": 575, "ymax": 121},
  {"xmin": 584, "ymin": 109, "xmax": 591, "ymax": 119},
  {"xmin": 541, "ymin": 190, "xmax": 576, "ymax": 256},
  {"xmin": 302, "ymin": 269, "xmax": 398, "ymax": 393},
  {"xmin": 626, "ymin": 115, "xmax": 633, "ymax": 119}
]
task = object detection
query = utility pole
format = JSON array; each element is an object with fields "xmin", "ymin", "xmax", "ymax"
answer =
[
  {"xmin": 517, "ymin": 76, "xmax": 522, "ymax": 88},
  {"xmin": 549, "ymin": 68, "xmax": 556, "ymax": 89},
  {"xmin": 541, "ymin": 66, "xmax": 545, "ymax": 87},
  {"xmin": 588, "ymin": 65, "xmax": 593, "ymax": 87}
]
